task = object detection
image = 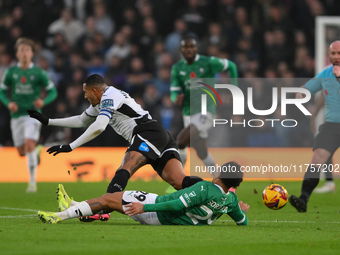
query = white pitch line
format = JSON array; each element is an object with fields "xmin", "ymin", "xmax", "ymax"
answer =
[
  {"xmin": 0, "ymin": 207, "xmax": 39, "ymax": 212},
  {"xmin": 0, "ymin": 214, "xmax": 37, "ymax": 218},
  {"xmin": 1, "ymin": 207, "xmax": 339, "ymax": 224}
]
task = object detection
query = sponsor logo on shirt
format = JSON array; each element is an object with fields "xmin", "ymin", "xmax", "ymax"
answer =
[
  {"xmin": 189, "ymin": 191, "xmax": 196, "ymax": 197},
  {"xmin": 180, "ymin": 71, "xmax": 186, "ymax": 76},
  {"xmin": 15, "ymin": 83, "xmax": 34, "ymax": 94},
  {"xmin": 101, "ymin": 99, "xmax": 114, "ymax": 108},
  {"xmin": 139, "ymin": 142, "xmax": 149, "ymax": 152},
  {"xmin": 184, "ymin": 193, "xmax": 191, "ymax": 203}
]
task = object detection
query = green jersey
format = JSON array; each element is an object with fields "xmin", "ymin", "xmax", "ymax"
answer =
[
  {"xmin": 170, "ymin": 55, "xmax": 238, "ymax": 116},
  {"xmin": 0, "ymin": 63, "xmax": 57, "ymax": 118},
  {"xmin": 144, "ymin": 181, "xmax": 247, "ymax": 226}
]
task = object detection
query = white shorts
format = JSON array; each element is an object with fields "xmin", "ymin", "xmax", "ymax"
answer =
[
  {"xmin": 122, "ymin": 191, "xmax": 161, "ymax": 225},
  {"xmin": 183, "ymin": 112, "xmax": 214, "ymax": 139},
  {"xmin": 10, "ymin": 116, "xmax": 42, "ymax": 147}
]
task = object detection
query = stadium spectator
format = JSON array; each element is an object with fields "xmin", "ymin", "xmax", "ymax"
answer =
[
  {"xmin": 153, "ymin": 66, "xmax": 171, "ymax": 97},
  {"xmin": 137, "ymin": 17, "xmax": 160, "ymax": 68},
  {"xmin": 201, "ymin": 22, "xmax": 230, "ymax": 55},
  {"xmin": 121, "ymin": 7, "xmax": 140, "ymax": 32},
  {"xmin": 87, "ymin": 54, "xmax": 107, "ymax": 77},
  {"xmin": 226, "ymin": 7, "xmax": 249, "ymax": 52},
  {"xmin": 126, "ymin": 57, "xmax": 152, "ymax": 96},
  {"xmin": 217, "ymin": 0, "xmax": 237, "ymax": 30},
  {"xmin": 143, "ymin": 84, "xmax": 161, "ymax": 116},
  {"xmin": 165, "ymin": 19, "xmax": 187, "ymax": 57},
  {"xmin": 105, "ymin": 32, "xmax": 131, "ymax": 65},
  {"xmin": 19, "ymin": 0, "xmax": 49, "ymax": 42},
  {"xmin": 178, "ymin": 0, "xmax": 208, "ymax": 39},
  {"xmin": 76, "ymin": 16, "xmax": 97, "ymax": 48},
  {"xmin": 93, "ymin": 3, "xmax": 115, "ymax": 40},
  {"xmin": 105, "ymin": 56, "xmax": 127, "ymax": 90},
  {"xmin": 153, "ymin": 93, "xmax": 177, "ymax": 133},
  {"xmin": 47, "ymin": 8, "xmax": 85, "ymax": 47}
]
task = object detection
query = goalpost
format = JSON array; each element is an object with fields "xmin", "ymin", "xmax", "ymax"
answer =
[
  {"xmin": 315, "ymin": 16, "xmax": 340, "ymax": 73},
  {"xmin": 314, "ymin": 16, "xmax": 340, "ymax": 122}
]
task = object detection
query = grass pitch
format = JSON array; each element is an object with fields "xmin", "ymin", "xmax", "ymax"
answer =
[{"xmin": 1, "ymin": 180, "xmax": 339, "ymax": 255}]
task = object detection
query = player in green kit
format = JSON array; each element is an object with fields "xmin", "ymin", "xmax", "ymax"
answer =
[
  {"xmin": 38, "ymin": 161, "xmax": 249, "ymax": 226},
  {"xmin": 170, "ymin": 34, "xmax": 238, "ymax": 171},
  {"xmin": 0, "ymin": 38, "xmax": 57, "ymax": 192}
]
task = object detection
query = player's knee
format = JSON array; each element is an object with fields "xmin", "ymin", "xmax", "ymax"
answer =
[
  {"xmin": 312, "ymin": 149, "xmax": 330, "ymax": 164},
  {"xmin": 168, "ymin": 179, "xmax": 182, "ymax": 190},
  {"xmin": 172, "ymin": 183, "xmax": 182, "ymax": 190},
  {"xmin": 25, "ymin": 141, "xmax": 36, "ymax": 153}
]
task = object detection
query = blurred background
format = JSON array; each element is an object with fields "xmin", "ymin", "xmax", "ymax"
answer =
[{"xmin": 0, "ymin": 0, "xmax": 339, "ymax": 148}]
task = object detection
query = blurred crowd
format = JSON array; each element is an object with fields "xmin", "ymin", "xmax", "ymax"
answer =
[{"xmin": 1, "ymin": 0, "xmax": 339, "ymax": 147}]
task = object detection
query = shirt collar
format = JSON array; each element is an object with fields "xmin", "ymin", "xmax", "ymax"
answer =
[
  {"xmin": 17, "ymin": 62, "xmax": 34, "ymax": 69},
  {"xmin": 214, "ymin": 184, "xmax": 227, "ymax": 195},
  {"xmin": 184, "ymin": 54, "xmax": 200, "ymax": 64}
]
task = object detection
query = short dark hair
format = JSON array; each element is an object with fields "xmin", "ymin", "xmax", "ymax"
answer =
[
  {"xmin": 181, "ymin": 33, "xmax": 198, "ymax": 44},
  {"xmin": 84, "ymin": 74, "xmax": 105, "ymax": 87},
  {"xmin": 219, "ymin": 161, "xmax": 243, "ymax": 188}
]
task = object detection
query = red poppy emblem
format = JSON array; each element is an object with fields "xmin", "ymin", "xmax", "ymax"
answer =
[
  {"xmin": 21, "ymin": 76, "xmax": 26, "ymax": 83},
  {"xmin": 190, "ymin": 72, "xmax": 196, "ymax": 78}
]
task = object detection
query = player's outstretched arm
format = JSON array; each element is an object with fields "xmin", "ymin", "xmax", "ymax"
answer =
[
  {"xmin": 228, "ymin": 201, "xmax": 249, "ymax": 226},
  {"xmin": 125, "ymin": 202, "xmax": 144, "ymax": 216},
  {"xmin": 47, "ymin": 114, "xmax": 110, "ymax": 156},
  {"xmin": 27, "ymin": 110, "xmax": 94, "ymax": 128},
  {"xmin": 125, "ymin": 198, "xmax": 186, "ymax": 216}
]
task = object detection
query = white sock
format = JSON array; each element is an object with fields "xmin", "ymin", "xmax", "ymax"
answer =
[
  {"xmin": 70, "ymin": 200, "xmax": 79, "ymax": 206},
  {"xmin": 56, "ymin": 201, "xmax": 93, "ymax": 220},
  {"xmin": 179, "ymin": 148, "xmax": 188, "ymax": 167},
  {"xmin": 27, "ymin": 149, "xmax": 38, "ymax": 184}
]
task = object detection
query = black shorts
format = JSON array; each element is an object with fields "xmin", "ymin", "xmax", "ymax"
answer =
[
  {"xmin": 313, "ymin": 122, "xmax": 340, "ymax": 155},
  {"xmin": 126, "ymin": 121, "xmax": 181, "ymax": 176}
]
